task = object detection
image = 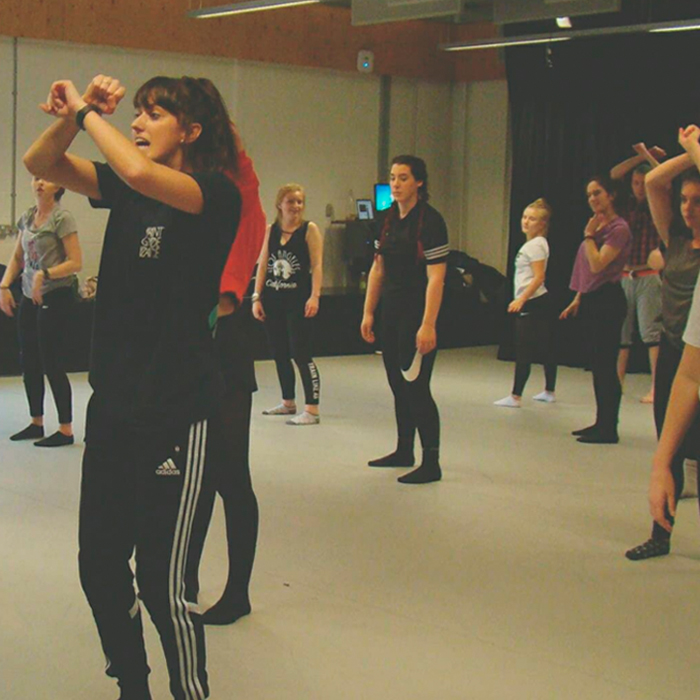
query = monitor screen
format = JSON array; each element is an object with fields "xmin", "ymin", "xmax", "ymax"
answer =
[
  {"xmin": 356, "ymin": 199, "xmax": 374, "ymax": 221},
  {"xmin": 374, "ymin": 183, "xmax": 393, "ymax": 212}
]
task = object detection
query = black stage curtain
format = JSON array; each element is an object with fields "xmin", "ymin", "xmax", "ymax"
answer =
[{"xmin": 501, "ymin": 32, "xmax": 700, "ymax": 366}]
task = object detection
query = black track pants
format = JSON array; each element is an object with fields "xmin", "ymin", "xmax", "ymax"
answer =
[{"xmin": 78, "ymin": 399, "xmax": 220, "ymax": 699}]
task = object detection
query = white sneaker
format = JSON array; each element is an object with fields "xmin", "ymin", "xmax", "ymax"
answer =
[
  {"xmin": 533, "ymin": 391, "xmax": 556, "ymax": 403},
  {"xmin": 680, "ymin": 459, "xmax": 698, "ymax": 499},
  {"xmin": 286, "ymin": 411, "xmax": 320, "ymax": 426},
  {"xmin": 262, "ymin": 403, "xmax": 297, "ymax": 416},
  {"xmin": 494, "ymin": 395, "xmax": 521, "ymax": 408}
]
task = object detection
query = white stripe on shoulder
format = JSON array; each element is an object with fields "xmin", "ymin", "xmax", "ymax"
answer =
[{"xmin": 424, "ymin": 244, "xmax": 450, "ymax": 260}]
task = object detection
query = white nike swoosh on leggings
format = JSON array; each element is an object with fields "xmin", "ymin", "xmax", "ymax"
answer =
[{"xmin": 401, "ymin": 351, "xmax": 423, "ymax": 382}]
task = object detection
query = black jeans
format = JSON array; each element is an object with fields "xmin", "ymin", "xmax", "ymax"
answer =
[
  {"xmin": 264, "ymin": 301, "xmax": 320, "ymax": 405},
  {"xmin": 17, "ymin": 287, "xmax": 74, "ymax": 424},
  {"xmin": 580, "ymin": 283, "xmax": 627, "ymax": 435},
  {"xmin": 380, "ymin": 291, "xmax": 440, "ymax": 454},
  {"xmin": 512, "ymin": 293, "xmax": 558, "ymax": 396}
]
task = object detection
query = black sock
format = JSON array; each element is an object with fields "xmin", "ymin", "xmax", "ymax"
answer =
[
  {"xmin": 398, "ymin": 450, "xmax": 441, "ymax": 484},
  {"xmin": 571, "ymin": 424, "xmax": 598, "ymax": 437},
  {"xmin": 368, "ymin": 449, "xmax": 415, "ymax": 468},
  {"xmin": 202, "ymin": 593, "xmax": 252, "ymax": 626}
]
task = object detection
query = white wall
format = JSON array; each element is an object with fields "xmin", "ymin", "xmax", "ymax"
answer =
[
  {"xmin": 389, "ymin": 79, "xmax": 453, "ymax": 227},
  {"xmin": 454, "ymin": 80, "xmax": 510, "ymax": 272},
  {"xmin": 0, "ymin": 38, "xmax": 511, "ymax": 284},
  {"xmin": 0, "ymin": 38, "xmax": 17, "ymax": 265}
]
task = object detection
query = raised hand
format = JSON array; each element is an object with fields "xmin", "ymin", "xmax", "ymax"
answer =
[
  {"xmin": 678, "ymin": 124, "xmax": 700, "ymax": 153},
  {"xmin": 39, "ymin": 80, "xmax": 84, "ymax": 118},
  {"xmin": 649, "ymin": 145, "xmax": 667, "ymax": 161},
  {"xmin": 82, "ymin": 75, "xmax": 126, "ymax": 116}
]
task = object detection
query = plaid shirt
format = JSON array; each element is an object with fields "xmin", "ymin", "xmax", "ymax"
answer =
[{"xmin": 623, "ymin": 196, "xmax": 660, "ymax": 267}]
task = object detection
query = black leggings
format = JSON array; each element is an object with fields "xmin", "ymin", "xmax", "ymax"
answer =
[
  {"xmin": 512, "ymin": 293, "xmax": 557, "ymax": 396},
  {"xmin": 188, "ymin": 390, "xmax": 258, "ymax": 602},
  {"xmin": 17, "ymin": 287, "xmax": 74, "ymax": 424},
  {"xmin": 580, "ymin": 283, "xmax": 627, "ymax": 434},
  {"xmin": 264, "ymin": 302, "xmax": 320, "ymax": 406},
  {"xmin": 650, "ymin": 334, "xmax": 700, "ymax": 539},
  {"xmin": 381, "ymin": 292, "xmax": 439, "ymax": 454},
  {"xmin": 188, "ymin": 308, "xmax": 259, "ymax": 607}
]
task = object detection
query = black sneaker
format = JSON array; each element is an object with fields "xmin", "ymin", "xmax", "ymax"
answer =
[
  {"xmin": 34, "ymin": 431, "xmax": 74, "ymax": 447},
  {"xmin": 10, "ymin": 424, "xmax": 45, "ymax": 441}
]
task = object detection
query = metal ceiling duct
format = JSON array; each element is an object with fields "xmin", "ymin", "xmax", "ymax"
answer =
[
  {"xmin": 493, "ymin": 0, "xmax": 621, "ymax": 24},
  {"xmin": 351, "ymin": 0, "xmax": 462, "ymax": 26}
]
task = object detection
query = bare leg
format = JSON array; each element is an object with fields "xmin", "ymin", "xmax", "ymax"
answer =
[{"xmin": 641, "ymin": 345, "xmax": 659, "ymax": 404}]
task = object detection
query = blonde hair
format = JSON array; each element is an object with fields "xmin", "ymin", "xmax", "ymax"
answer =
[
  {"xmin": 275, "ymin": 183, "xmax": 305, "ymax": 225},
  {"xmin": 525, "ymin": 197, "xmax": 552, "ymax": 234}
]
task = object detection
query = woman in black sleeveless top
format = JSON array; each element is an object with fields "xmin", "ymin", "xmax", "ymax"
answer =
[
  {"xmin": 361, "ymin": 156, "xmax": 449, "ymax": 484},
  {"xmin": 252, "ymin": 183, "xmax": 323, "ymax": 425}
]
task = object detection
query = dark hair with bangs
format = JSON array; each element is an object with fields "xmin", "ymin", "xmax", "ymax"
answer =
[{"xmin": 133, "ymin": 76, "xmax": 238, "ymax": 174}]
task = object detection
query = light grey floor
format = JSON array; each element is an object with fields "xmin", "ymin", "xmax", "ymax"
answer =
[{"xmin": 1, "ymin": 346, "xmax": 699, "ymax": 700}]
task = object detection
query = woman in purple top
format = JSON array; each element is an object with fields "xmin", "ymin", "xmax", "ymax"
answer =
[{"xmin": 560, "ymin": 175, "xmax": 632, "ymax": 443}]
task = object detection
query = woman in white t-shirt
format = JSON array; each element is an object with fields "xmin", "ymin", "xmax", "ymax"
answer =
[{"xmin": 495, "ymin": 198, "xmax": 557, "ymax": 408}]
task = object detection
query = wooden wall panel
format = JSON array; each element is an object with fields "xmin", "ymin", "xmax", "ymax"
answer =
[{"xmin": 0, "ymin": 1, "xmax": 505, "ymax": 83}]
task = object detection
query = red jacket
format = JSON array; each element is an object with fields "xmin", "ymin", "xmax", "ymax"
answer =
[{"xmin": 221, "ymin": 150, "xmax": 266, "ymax": 302}]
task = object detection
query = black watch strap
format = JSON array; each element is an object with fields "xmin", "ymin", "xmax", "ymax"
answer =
[{"xmin": 76, "ymin": 104, "xmax": 102, "ymax": 131}]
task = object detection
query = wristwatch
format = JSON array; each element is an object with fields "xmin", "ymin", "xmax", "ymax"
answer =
[
  {"xmin": 42, "ymin": 266, "xmax": 51, "ymax": 280},
  {"xmin": 251, "ymin": 292, "xmax": 261, "ymax": 302},
  {"xmin": 76, "ymin": 104, "xmax": 102, "ymax": 131}
]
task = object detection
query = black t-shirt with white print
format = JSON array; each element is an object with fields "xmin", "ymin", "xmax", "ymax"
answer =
[
  {"xmin": 377, "ymin": 202, "xmax": 449, "ymax": 295},
  {"xmin": 88, "ymin": 162, "xmax": 241, "ymax": 436}
]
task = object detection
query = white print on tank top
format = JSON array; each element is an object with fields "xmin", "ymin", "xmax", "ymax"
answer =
[
  {"xmin": 266, "ymin": 249, "xmax": 302, "ymax": 291},
  {"xmin": 140, "ymin": 226, "xmax": 164, "ymax": 259}
]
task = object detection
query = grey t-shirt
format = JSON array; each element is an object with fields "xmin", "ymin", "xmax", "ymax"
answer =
[
  {"xmin": 662, "ymin": 228, "xmax": 700, "ymax": 348},
  {"xmin": 18, "ymin": 206, "xmax": 77, "ymax": 298}
]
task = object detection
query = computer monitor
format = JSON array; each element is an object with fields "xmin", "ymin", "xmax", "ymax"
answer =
[
  {"xmin": 374, "ymin": 183, "xmax": 393, "ymax": 212},
  {"xmin": 356, "ymin": 199, "xmax": 374, "ymax": 221}
]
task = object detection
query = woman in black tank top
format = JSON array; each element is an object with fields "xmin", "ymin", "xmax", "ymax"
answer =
[{"xmin": 252, "ymin": 183, "xmax": 324, "ymax": 425}]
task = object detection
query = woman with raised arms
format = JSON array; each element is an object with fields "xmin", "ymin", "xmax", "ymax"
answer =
[{"xmin": 23, "ymin": 73, "xmax": 241, "ymax": 700}]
